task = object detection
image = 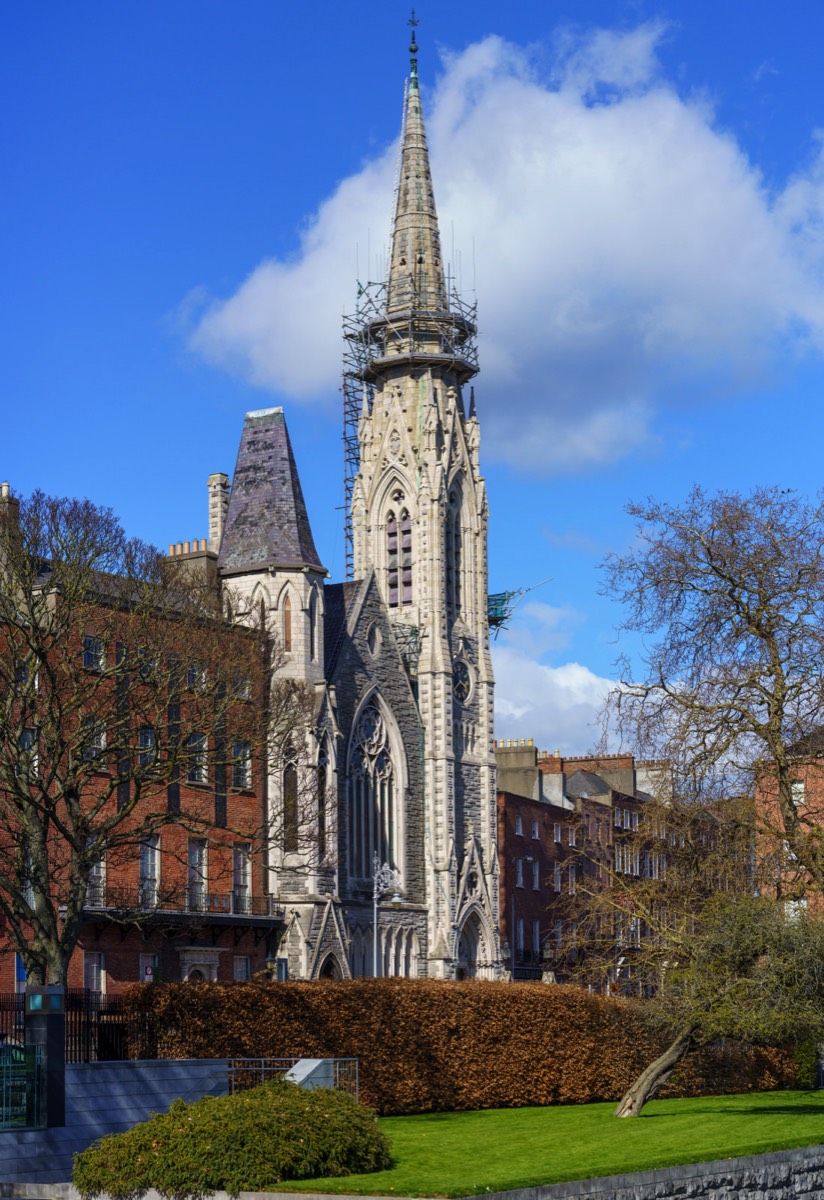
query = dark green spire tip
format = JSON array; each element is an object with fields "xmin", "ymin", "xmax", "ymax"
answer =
[{"xmin": 408, "ymin": 9, "xmax": 419, "ymax": 82}]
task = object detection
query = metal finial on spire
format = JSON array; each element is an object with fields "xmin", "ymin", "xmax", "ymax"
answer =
[{"xmin": 408, "ymin": 9, "xmax": 419, "ymax": 80}]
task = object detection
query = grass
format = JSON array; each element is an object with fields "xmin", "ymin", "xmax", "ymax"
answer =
[{"xmin": 275, "ymin": 1091, "xmax": 824, "ymax": 1197}]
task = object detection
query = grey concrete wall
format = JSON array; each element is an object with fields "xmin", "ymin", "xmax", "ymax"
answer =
[{"xmin": 0, "ymin": 1058, "xmax": 229, "ymax": 1186}]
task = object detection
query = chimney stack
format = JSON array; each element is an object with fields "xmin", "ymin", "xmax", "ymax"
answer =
[{"xmin": 208, "ymin": 473, "xmax": 230, "ymax": 552}]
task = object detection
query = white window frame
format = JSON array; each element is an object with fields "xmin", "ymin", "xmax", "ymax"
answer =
[
  {"xmin": 232, "ymin": 843, "xmax": 251, "ymax": 914},
  {"xmin": 187, "ymin": 838, "xmax": 208, "ymax": 911},
  {"xmin": 84, "ymin": 950, "xmax": 105, "ymax": 994},
  {"xmin": 532, "ymin": 860, "xmax": 540, "ymax": 890},
  {"xmin": 514, "ymin": 814, "xmax": 523, "ymax": 836},
  {"xmin": 83, "ymin": 636, "xmax": 105, "ymax": 672},
  {"xmin": 138, "ymin": 726, "xmax": 157, "ymax": 769},
  {"xmin": 187, "ymin": 732, "xmax": 208, "ymax": 785},
  {"xmin": 232, "ymin": 740, "xmax": 252, "ymax": 790},
  {"xmin": 139, "ymin": 835, "xmax": 160, "ymax": 908}
]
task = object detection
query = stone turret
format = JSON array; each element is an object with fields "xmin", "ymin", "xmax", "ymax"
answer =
[{"xmin": 218, "ymin": 407, "xmax": 326, "ymax": 683}]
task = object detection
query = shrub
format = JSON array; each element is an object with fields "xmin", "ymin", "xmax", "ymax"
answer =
[
  {"xmin": 72, "ymin": 1078, "xmax": 392, "ymax": 1200},
  {"xmin": 122, "ymin": 979, "xmax": 798, "ymax": 1116},
  {"xmin": 793, "ymin": 1038, "xmax": 819, "ymax": 1090}
]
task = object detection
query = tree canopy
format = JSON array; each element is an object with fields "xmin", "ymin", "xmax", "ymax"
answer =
[
  {"xmin": 0, "ymin": 489, "xmax": 272, "ymax": 984},
  {"xmin": 603, "ymin": 484, "xmax": 824, "ymax": 889}
]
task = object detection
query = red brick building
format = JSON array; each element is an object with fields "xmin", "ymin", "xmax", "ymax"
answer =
[
  {"xmin": 497, "ymin": 741, "xmax": 664, "ymax": 982},
  {"xmin": 0, "ymin": 486, "xmax": 283, "ymax": 996}
]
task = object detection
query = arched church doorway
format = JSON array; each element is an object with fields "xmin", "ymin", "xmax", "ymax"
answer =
[
  {"xmin": 456, "ymin": 914, "xmax": 482, "ymax": 980},
  {"xmin": 319, "ymin": 955, "xmax": 342, "ymax": 980}
]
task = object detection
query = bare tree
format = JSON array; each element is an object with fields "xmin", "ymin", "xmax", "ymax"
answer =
[
  {"xmin": 0, "ymin": 489, "xmax": 274, "ymax": 985},
  {"xmin": 602, "ymin": 485, "xmax": 824, "ymax": 888},
  {"xmin": 560, "ymin": 795, "xmax": 763, "ymax": 1115},
  {"xmin": 592, "ymin": 484, "xmax": 824, "ymax": 1113}
]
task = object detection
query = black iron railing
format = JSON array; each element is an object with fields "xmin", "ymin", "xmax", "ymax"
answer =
[
  {"xmin": 82, "ymin": 884, "xmax": 281, "ymax": 919},
  {"xmin": 0, "ymin": 990, "xmax": 133, "ymax": 1064}
]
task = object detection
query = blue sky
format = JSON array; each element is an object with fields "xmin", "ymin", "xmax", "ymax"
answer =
[{"xmin": 5, "ymin": 2, "xmax": 824, "ymax": 752}]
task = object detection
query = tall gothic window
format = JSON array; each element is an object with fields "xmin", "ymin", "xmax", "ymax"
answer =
[
  {"xmin": 283, "ymin": 758, "xmax": 298, "ymax": 853},
  {"xmin": 446, "ymin": 490, "xmax": 462, "ymax": 616},
  {"xmin": 387, "ymin": 512, "xmax": 399, "ymax": 607},
  {"xmin": 309, "ymin": 587, "xmax": 318, "ymax": 661},
  {"xmin": 317, "ymin": 745, "xmax": 328, "ymax": 861},
  {"xmin": 282, "ymin": 595, "xmax": 292, "ymax": 652},
  {"xmin": 386, "ymin": 493, "xmax": 413, "ymax": 608},
  {"xmin": 400, "ymin": 510, "xmax": 413, "ymax": 604},
  {"xmin": 349, "ymin": 700, "xmax": 397, "ymax": 880}
]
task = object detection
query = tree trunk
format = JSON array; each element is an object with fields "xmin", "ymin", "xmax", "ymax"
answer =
[{"xmin": 614, "ymin": 1027, "xmax": 696, "ymax": 1117}]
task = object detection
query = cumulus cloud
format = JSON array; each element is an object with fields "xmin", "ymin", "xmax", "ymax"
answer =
[
  {"xmin": 490, "ymin": 601, "xmax": 613, "ymax": 752},
  {"xmin": 185, "ymin": 23, "xmax": 824, "ymax": 473},
  {"xmin": 492, "ymin": 643, "xmax": 612, "ymax": 754}
]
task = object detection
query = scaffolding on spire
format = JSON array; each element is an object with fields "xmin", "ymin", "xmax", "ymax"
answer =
[{"xmin": 341, "ymin": 279, "xmax": 478, "ymax": 580}]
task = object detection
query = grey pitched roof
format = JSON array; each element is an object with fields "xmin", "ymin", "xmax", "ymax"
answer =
[
  {"xmin": 565, "ymin": 769, "xmax": 610, "ymax": 799},
  {"xmin": 217, "ymin": 407, "xmax": 324, "ymax": 576},
  {"xmin": 323, "ymin": 580, "xmax": 361, "ymax": 675}
]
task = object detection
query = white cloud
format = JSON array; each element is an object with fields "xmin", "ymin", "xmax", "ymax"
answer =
[
  {"xmin": 185, "ymin": 23, "xmax": 824, "ymax": 473},
  {"xmin": 491, "ymin": 601, "xmax": 614, "ymax": 752},
  {"xmin": 492, "ymin": 643, "xmax": 612, "ymax": 754}
]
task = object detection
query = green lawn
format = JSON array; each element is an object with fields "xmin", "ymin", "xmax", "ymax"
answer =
[{"xmin": 276, "ymin": 1091, "xmax": 824, "ymax": 1197}]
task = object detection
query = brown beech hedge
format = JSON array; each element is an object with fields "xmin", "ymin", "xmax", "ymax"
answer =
[{"xmin": 122, "ymin": 980, "xmax": 795, "ymax": 1115}]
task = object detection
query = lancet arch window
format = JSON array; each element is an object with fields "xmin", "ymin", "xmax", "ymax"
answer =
[
  {"xmin": 283, "ymin": 750, "xmax": 298, "ymax": 854},
  {"xmin": 386, "ymin": 491, "xmax": 413, "ymax": 608},
  {"xmin": 317, "ymin": 742, "xmax": 329, "ymax": 862},
  {"xmin": 282, "ymin": 595, "xmax": 292, "ymax": 653},
  {"xmin": 348, "ymin": 699, "xmax": 399, "ymax": 881},
  {"xmin": 446, "ymin": 487, "xmax": 463, "ymax": 617},
  {"xmin": 308, "ymin": 587, "xmax": 319, "ymax": 662}
]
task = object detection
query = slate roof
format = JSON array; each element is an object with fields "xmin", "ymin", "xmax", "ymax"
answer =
[
  {"xmin": 217, "ymin": 407, "xmax": 324, "ymax": 575},
  {"xmin": 565, "ymin": 769, "xmax": 611, "ymax": 799},
  {"xmin": 323, "ymin": 580, "xmax": 361, "ymax": 676}
]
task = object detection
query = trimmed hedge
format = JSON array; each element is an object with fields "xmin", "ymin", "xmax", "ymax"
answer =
[
  {"xmin": 72, "ymin": 1078, "xmax": 391, "ymax": 1200},
  {"xmin": 122, "ymin": 980, "xmax": 797, "ymax": 1115}
]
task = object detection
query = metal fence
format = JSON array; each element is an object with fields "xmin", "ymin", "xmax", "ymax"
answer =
[
  {"xmin": 0, "ymin": 1044, "xmax": 42, "ymax": 1129},
  {"xmin": 0, "ymin": 990, "xmax": 130, "ymax": 1063},
  {"xmin": 227, "ymin": 1057, "xmax": 359, "ymax": 1101}
]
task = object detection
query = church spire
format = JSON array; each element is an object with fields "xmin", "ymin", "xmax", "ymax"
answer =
[{"xmin": 386, "ymin": 14, "xmax": 447, "ymax": 315}]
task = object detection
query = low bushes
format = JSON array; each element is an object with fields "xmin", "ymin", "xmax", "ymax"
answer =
[
  {"xmin": 123, "ymin": 979, "xmax": 797, "ymax": 1115},
  {"xmin": 72, "ymin": 1078, "xmax": 392, "ymax": 1200}
]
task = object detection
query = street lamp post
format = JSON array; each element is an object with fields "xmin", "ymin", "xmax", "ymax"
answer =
[
  {"xmin": 511, "ymin": 855, "xmax": 533, "ymax": 981},
  {"xmin": 372, "ymin": 853, "xmax": 403, "ymax": 977}
]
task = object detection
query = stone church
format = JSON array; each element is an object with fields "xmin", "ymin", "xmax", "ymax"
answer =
[{"xmin": 204, "ymin": 27, "xmax": 501, "ymax": 981}]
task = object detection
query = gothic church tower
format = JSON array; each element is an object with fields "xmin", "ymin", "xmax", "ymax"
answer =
[{"xmin": 350, "ymin": 24, "xmax": 500, "ymax": 978}]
